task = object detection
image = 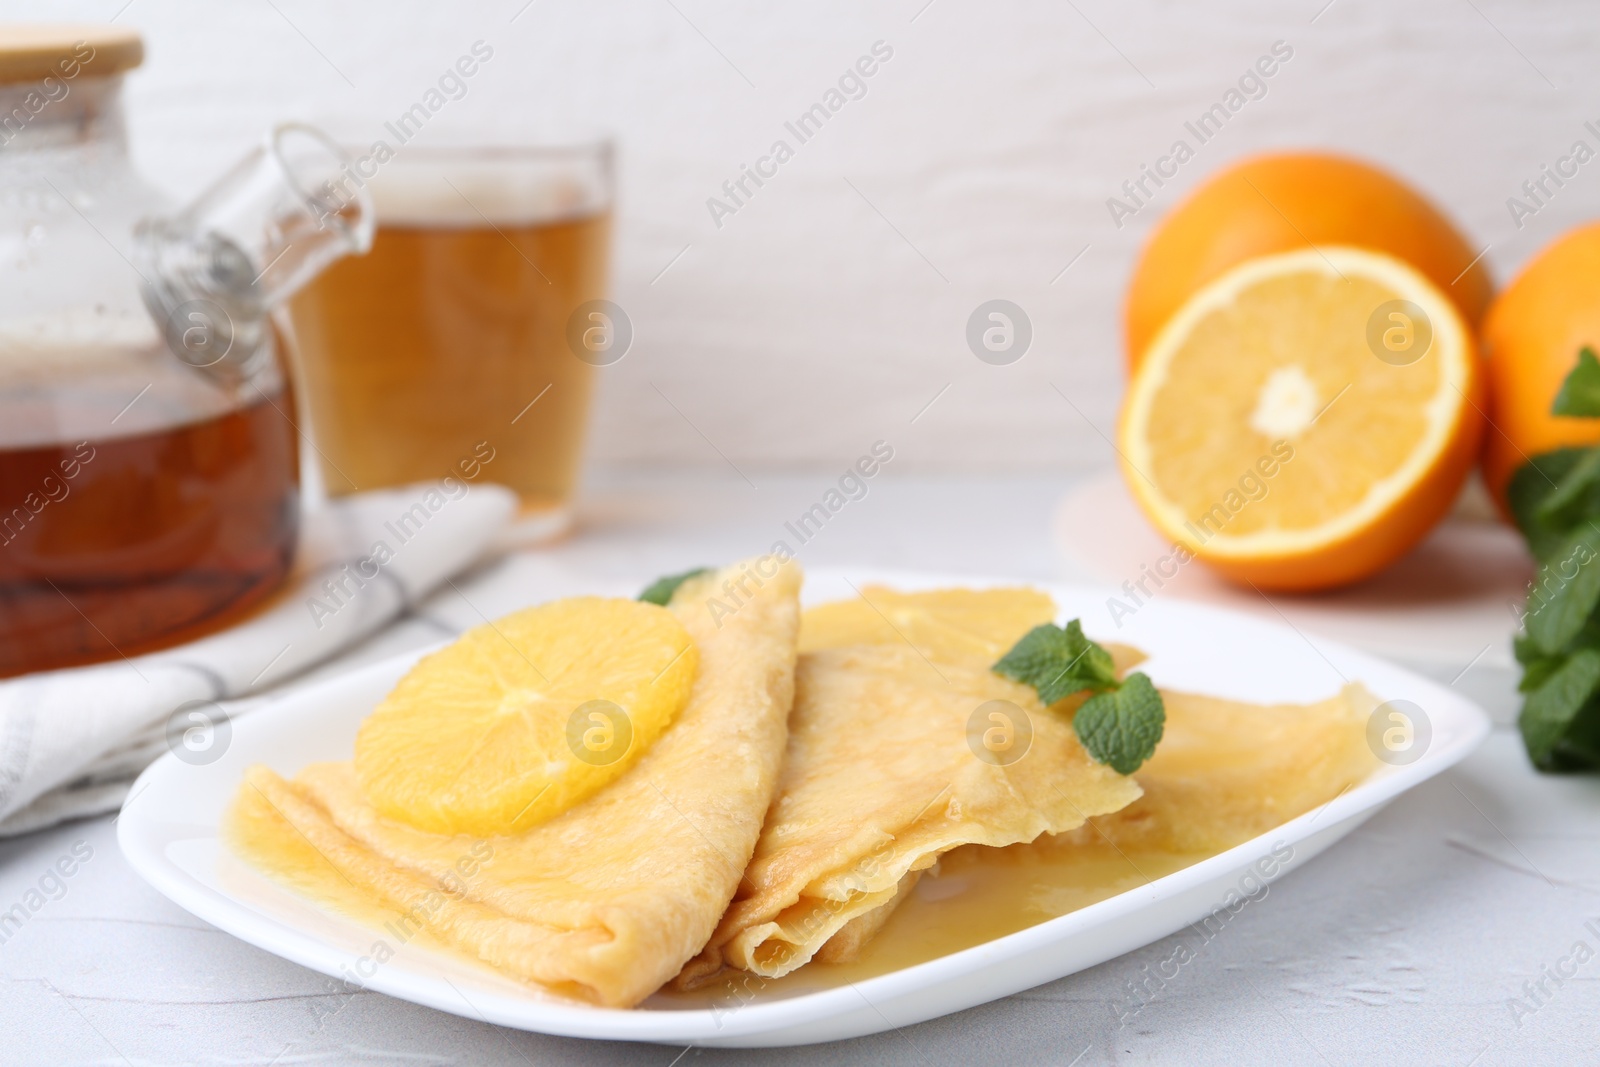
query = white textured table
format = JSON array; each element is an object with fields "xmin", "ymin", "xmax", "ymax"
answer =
[{"xmin": 5, "ymin": 472, "xmax": 1596, "ymax": 1067}]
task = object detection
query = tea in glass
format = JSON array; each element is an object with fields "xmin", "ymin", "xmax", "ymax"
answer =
[{"xmin": 284, "ymin": 144, "xmax": 613, "ymax": 540}]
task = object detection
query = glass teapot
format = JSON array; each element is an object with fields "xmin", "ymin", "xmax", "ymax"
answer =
[{"xmin": 0, "ymin": 25, "xmax": 373, "ymax": 677}]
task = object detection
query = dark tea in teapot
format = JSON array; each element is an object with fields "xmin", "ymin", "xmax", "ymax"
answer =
[{"xmin": 0, "ymin": 383, "xmax": 297, "ymax": 677}]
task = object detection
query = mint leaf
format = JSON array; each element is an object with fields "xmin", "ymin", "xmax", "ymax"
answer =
[
  {"xmin": 637, "ymin": 567, "xmax": 711, "ymax": 606},
  {"xmin": 992, "ymin": 620, "xmax": 1119, "ymax": 704},
  {"xmin": 1509, "ymin": 448, "xmax": 1600, "ymax": 561},
  {"xmin": 1514, "ymin": 633, "xmax": 1565, "ymax": 694},
  {"xmin": 1073, "ymin": 672, "xmax": 1166, "ymax": 775},
  {"xmin": 1551, "ymin": 347, "xmax": 1600, "ymax": 417},
  {"xmin": 1534, "ymin": 448, "xmax": 1600, "ymax": 530},
  {"xmin": 1525, "ymin": 527, "xmax": 1600, "ymax": 655},
  {"xmin": 1520, "ymin": 648, "xmax": 1600, "ymax": 769},
  {"xmin": 1549, "ymin": 705, "xmax": 1600, "ymax": 770},
  {"xmin": 993, "ymin": 621, "xmax": 1165, "ymax": 774}
]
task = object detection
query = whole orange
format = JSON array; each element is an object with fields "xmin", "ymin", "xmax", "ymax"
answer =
[
  {"xmin": 1481, "ymin": 222, "xmax": 1600, "ymax": 509},
  {"xmin": 1124, "ymin": 152, "xmax": 1493, "ymax": 366}
]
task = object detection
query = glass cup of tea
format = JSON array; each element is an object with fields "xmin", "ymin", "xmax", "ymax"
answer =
[{"xmin": 281, "ymin": 141, "xmax": 615, "ymax": 541}]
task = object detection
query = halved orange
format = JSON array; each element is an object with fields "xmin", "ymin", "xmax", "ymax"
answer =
[{"xmin": 1118, "ymin": 246, "xmax": 1483, "ymax": 591}]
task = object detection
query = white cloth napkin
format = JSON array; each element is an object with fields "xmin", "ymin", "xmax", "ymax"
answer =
[{"xmin": 0, "ymin": 481, "xmax": 516, "ymax": 836}]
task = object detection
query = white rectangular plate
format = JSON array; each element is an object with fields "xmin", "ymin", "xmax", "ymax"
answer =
[{"xmin": 118, "ymin": 567, "xmax": 1490, "ymax": 1047}]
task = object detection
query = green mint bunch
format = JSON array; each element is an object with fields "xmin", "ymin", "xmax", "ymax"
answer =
[{"xmin": 1506, "ymin": 347, "xmax": 1600, "ymax": 770}]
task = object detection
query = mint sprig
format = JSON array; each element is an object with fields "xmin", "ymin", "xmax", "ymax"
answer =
[
  {"xmin": 992, "ymin": 620, "xmax": 1165, "ymax": 775},
  {"xmin": 637, "ymin": 567, "xmax": 711, "ymax": 606},
  {"xmin": 1507, "ymin": 348, "xmax": 1600, "ymax": 771}
]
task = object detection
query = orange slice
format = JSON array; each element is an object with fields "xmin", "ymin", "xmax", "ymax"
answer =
[
  {"xmin": 1117, "ymin": 246, "xmax": 1482, "ymax": 591},
  {"xmin": 355, "ymin": 596, "xmax": 698, "ymax": 836}
]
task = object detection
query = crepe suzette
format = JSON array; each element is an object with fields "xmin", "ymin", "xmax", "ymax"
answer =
[
  {"xmin": 229, "ymin": 557, "xmax": 801, "ymax": 1008},
  {"xmin": 677, "ymin": 586, "xmax": 1147, "ymax": 985},
  {"xmin": 1052, "ymin": 683, "xmax": 1382, "ymax": 856}
]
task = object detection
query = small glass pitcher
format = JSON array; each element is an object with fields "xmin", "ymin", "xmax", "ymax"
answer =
[{"xmin": 0, "ymin": 25, "xmax": 373, "ymax": 677}]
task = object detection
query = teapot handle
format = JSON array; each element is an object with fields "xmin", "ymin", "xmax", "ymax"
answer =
[{"xmin": 135, "ymin": 123, "xmax": 375, "ymax": 387}]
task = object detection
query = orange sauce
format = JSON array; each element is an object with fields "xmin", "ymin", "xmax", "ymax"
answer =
[{"xmin": 230, "ymin": 780, "xmax": 1216, "ymax": 1005}]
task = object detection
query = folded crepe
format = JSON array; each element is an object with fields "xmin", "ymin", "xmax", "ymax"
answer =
[
  {"xmin": 229, "ymin": 558, "xmax": 801, "ymax": 1008},
  {"xmin": 1052, "ymin": 683, "xmax": 1382, "ymax": 855},
  {"xmin": 676, "ymin": 587, "xmax": 1144, "ymax": 985}
]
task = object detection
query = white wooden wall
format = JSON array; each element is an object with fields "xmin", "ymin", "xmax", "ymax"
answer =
[{"xmin": 13, "ymin": 0, "xmax": 1598, "ymax": 472}]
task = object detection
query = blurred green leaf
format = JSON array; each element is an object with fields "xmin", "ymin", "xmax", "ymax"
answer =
[
  {"xmin": 637, "ymin": 567, "xmax": 711, "ymax": 606},
  {"xmin": 1534, "ymin": 448, "xmax": 1600, "ymax": 528},
  {"xmin": 1520, "ymin": 647, "xmax": 1600, "ymax": 769},
  {"xmin": 1514, "ymin": 634, "xmax": 1565, "ymax": 694},
  {"xmin": 1551, "ymin": 346, "xmax": 1600, "ymax": 417},
  {"xmin": 1508, "ymin": 448, "xmax": 1597, "ymax": 561},
  {"xmin": 1525, "ymin": 526, "xmax": 1600, "ymax": 654},
  {"xmin": 1545, "ymin": 704, "xmax": 1600, "ymax": 770}
]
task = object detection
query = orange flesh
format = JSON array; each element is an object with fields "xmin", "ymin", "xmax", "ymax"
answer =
[{"xmin": 1144, "ymin": 269, "xmax": 1442, "ymax": 538}]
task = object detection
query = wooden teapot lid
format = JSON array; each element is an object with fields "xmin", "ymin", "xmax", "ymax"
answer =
[{"xmin": 0, "ymin": 24, "xmax": 142, "ymax": 84}]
